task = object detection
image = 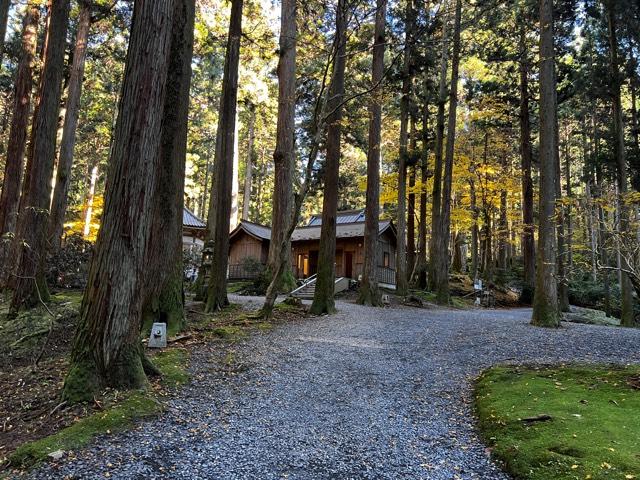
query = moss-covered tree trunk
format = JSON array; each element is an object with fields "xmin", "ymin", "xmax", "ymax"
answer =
[
  {"xmin": 11, "ymin": 0, "xmax": 71, "ymax": 312},
  {"xmin": 144, "ymin": 0, "xmax": 195, "ymax": 335},
  {"xmin": 206, "ymin": 0, "xmax": 243, "ymax": 312},
  {"xmin": 0, "ymin": 4, "xmax": 39, "ymax": 287},
  {"xmin": 64, "ymin": 0, "xmax": 193, "ymax": 403},
  {"xmin": 531, "ymin": 0, "xmax": 560, "ymax": 328},
  {"xmin": 310, "ymin": 0, "xmax": 347, "ymax": 315},
  {"xmin": 48, "ymin": 0, "xmax": 92, "ymax": 251},
  {"xmin": 358, "ymin": 0, "xmax": 386, "ymax": 306},
  {"xmin": 262, "ymin": 0, "xmax": 296, "ymax": 316}
]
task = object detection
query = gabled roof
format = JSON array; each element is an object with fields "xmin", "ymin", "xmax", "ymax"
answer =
[
  {"xmin": 230, "ymin": 217, "xmax": 395, "ymax": 244},
  {"xmin": 307, "ymin": 209, "xmax": 365, "ymax": 226},
  {"xmin": 291, "ymin": 219, "xmax": 394, "ymax": 242},
  {"xmin": 230, "ymin": 220, "xmax": 272, "ymax": 241},
  {"xmin": 183, "ymin": 207, "xmax": 206, "ymax": 229}
]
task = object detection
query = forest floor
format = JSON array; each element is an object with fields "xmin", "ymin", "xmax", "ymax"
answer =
[
  {"xmin": 19, "ymin": 297, "xmax": 640, "ymax": 480},
  {"xmin": 0, "ymin": 292, "xmax": 303, "ymax": 474}
]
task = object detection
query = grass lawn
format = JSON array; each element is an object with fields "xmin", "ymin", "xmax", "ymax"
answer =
[{"xmin": 475, "ymin": 365, "xmax": 640, "ymax": 480}]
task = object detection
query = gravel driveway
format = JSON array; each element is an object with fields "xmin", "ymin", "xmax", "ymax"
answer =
[{"xmin": 30, "ymin": 300, "xmax": 640, "ymax": 479}]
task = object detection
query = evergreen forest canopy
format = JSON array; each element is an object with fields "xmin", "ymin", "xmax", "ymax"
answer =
[{"xmin": 0, "ymin": 0, "xmax": 638, "ymax": 401}]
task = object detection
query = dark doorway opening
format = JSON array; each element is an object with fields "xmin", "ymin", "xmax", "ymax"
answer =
[
  {"xmin": 345, "ymin": 251, "xmax": 353, "ymax": 278},
  {"xmin": 309, "ymin": 250, "xmax": 319, "ymax": 276}
]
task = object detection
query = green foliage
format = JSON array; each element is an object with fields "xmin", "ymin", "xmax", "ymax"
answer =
[{"xmin": 475, "ymin": 365, "xmax": 640, "ymax": 480}]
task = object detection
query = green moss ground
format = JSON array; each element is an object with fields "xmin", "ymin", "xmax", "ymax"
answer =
[
  {"xmin": 227, "ymin": 281, "xmax": 253, "ymax": 293},
  {"xmin": 475, "ymin": 365, "xmax": 640, "ymax": 480},
  {"xmin": 8, "ymin": 348, "xmax": 190, "ymax": 470}
]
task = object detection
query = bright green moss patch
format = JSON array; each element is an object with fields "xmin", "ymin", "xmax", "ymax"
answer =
[
  {"xmin": 9, "ymin": 348, "xmax": 190, "ymax": 470},
  {"xmin": 475, "ymin": 365, "xmax": 640, "ymax": 480},
  {"xmin": 150, "ymin": 348, "xmax": 190, "ymax": 387},
  {"xmin": 211, "ymin": 325, "xmax": 245, "ymax": 339},
  {"xmin": 9, "ymin": 392, "xmax": 161, "ymax": 468}
]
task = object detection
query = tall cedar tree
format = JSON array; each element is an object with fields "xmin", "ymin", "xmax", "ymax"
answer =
[
  {"xmin": 0, "ymin": 0, "xmax": 9, "ymax": 64},
  {"xmin": 531, "ymin": 0, "xmax": 560, "ymax": 327},
  {"xmin": 0, "ymin": 4, "xmax": 39, "ymax": 284},
  {"xmin": 63, "ymin": 0, "xmax": 194, "ymax": 402},
  {"xmin": 606, "ymin": 0, "xmax": 635, "ymax": 327},
  {"xmin": 206, "ymin": 0, "xmax": 243, "ymax": 312},
  {"xmin": 310, "ymin": 0, "xmax": 348, "ymax": 315},
  {"xmin": 143, "ymin": 0, "xmax": 195, "ymax": 334},
  {"xmin": 413, "ymin": 73, "xmax": 430, "ymax": 288},
  {"xmin": 434, "ymin": 0, "xmax": 461, "ymax": 304},
  {"xmin": 518, "ymin": 16, "xmax": 535, "ymax": 301},
  {"xmin": 242, "ymin": 101, "xmax": 256, "ymax": 221},
  {"xmin": 262, "ymin": 0, "xmax": 296, "ymax": 316},
  {"xmin": 396, "ymin": 0, "xmax": 415, "ymax": 297},
  {"xmin": 429, "ymin": 3, "xmax": 450, "ymax": 291},
  {"xmin": 49, "ymin": 0, "xmax": 93, "ymax": 250},
  {"xmin": 11, "ymin": 0, "xmax": 71, "ymax": 311},
  {"xmin": 358, "ymin": 0, "xmax": 387, "ymax": 306}
]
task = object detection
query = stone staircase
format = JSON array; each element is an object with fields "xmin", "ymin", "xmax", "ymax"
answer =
[{"xmin": 290, "ymin": 275, "xmax": 349, "ymax": 300}]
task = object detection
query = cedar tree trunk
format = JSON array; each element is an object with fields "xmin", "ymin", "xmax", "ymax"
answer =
[
  {"xmin": 358, "ymin": 0, "xmax": 386, "ymax": 306},
  {"xmin": 11, "ymin": 0, "xmax": 70, "ymax": 311},
  {"xmin": 206, "ymin": 0, "xmax": 243, "ymax": 312},
  {"xmin": 310, "ymin": 0, "xmax": 347, "ymax": 315},
  {"xmin": 48, "ymin": 1, "xmax": 92, "ymax": 250},
  {"xmin": 531, "ymin": 0, "xmax": 560, "ymax": 327}
]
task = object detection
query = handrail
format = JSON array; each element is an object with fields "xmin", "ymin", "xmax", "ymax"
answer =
[{"xmin": 289, "ymin": 273, "xmax": 318, "ymax": 295}]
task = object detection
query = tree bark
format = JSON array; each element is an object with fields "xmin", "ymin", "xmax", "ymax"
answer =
[
  {"xmin": 358, "ymin": 0, "xmax": 386, "ymax": 306},
  {"xmin": 605, "ymin": 0, "xmax": 635, "ymax": 327},
  {"xmin": 396, "ymin": 0, "xmax": 415, "ymax": 297},
  {"xmin": 310, "ymin": 0, "xmax": 347, "ymax": 315},
  {"xmin": 432, "ymin": 0, "xmax": 461, "ymax": 305},
  {"xmin": 63, "ymin": 0, "xmax": 186, "ymax": 402},
  {"xmin": 407, "ymin": 117, "xmax": 417, "ymax": 276},
  {"xmin": 242, "ymin": 101, "xmax": 255, "ymax": 221},
  {"xmin": 428, "ymin": 3, "xmax": 450, "ymax": 291},
  {"xmin": 144, "ymin": 0, "xmax": 194, "ymax": 336},
  {"xmin": 518, "ymin": 23, "xmax": 535, "ymax": 299},
  {"xmin": 48, "ymin": 1, "xmax": 93, "ymax": 251},
  {"xmin": 11, "ymin": 0, "xmax": 70, "ymax": 312},
  {"xmin": 205, "ymin": 0, "xmax": 243, "ymax": 312},
  {"xmin": 230, "ymin": 114, "xmax": 240, "ymax": 230},
  {"xmin": 0, "ymin": 0, "xmax": 10, "ymax": 66},
  {"xmin": 531, "ymin": 0, "xmax": 560, "ymax": 327},
  {"xmin": 262, "ymin": 0, "xmax": 296, "ymax": 316},
  {"xmin": 0, "ymin": 4, "xmax": 39, "ymax": 285}
]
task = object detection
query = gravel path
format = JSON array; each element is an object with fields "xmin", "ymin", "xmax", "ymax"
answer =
[{"xmin": 30, "ymin": 300, "xmax": 640, "ymax": 479}]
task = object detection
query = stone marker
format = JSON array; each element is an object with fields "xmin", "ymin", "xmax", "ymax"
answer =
[
  {"xmin": 148, "ymin": 322, "xmax": 167, "ymax": 348},
  {"xmin": 48, "ymin": 450, "xmax": 64, "ymax": 461}
]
